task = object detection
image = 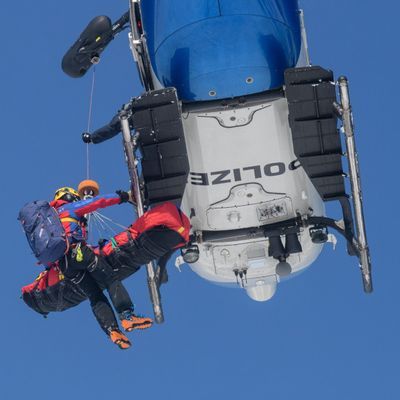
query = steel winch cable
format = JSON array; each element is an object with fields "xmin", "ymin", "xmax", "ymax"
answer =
[{"xmin": 85, "ymin": 66, "xmax": 97, "ymax": 179}]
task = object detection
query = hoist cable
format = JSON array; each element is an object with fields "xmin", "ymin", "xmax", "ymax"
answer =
[{"xmin": 85, "ymin": 66, "xmax": 97, "ymax": 179}]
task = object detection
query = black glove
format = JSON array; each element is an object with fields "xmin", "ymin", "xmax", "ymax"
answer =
[
  {"xmin": 82, "ymin": 132, "xmax": 92, "ymax": 143},
  {"xmin": 116, "ymin": 190, "xmax": 129, "ymax": 203},
  {"xmin": 98, "ymin": 238, "xmax": 107, "ymax": 249}
]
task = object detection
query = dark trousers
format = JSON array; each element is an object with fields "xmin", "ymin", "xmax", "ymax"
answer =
[{"xmin": 59, "ymin": 244, "xmax": 133, "ymax": 334}]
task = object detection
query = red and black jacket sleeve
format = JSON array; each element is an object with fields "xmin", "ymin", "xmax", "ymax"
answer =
[{"xmin": 68, "ymin": 193, "xmax": 122, "ymax": 217}]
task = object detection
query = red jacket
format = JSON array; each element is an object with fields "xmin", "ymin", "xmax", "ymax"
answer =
[{"xmin": 95, "ymin": 202, "xmax": 190, "ymax": 256}]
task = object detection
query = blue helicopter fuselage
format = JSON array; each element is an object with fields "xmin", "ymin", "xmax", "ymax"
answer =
[{"xmin": 141, "ymin": 0, "xmax": 301, "ymax": 101}]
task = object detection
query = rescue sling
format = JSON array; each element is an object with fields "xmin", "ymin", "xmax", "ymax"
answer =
[{"xmin": 22, "ymin": 203, "xmax": 190, "ymax": 315}]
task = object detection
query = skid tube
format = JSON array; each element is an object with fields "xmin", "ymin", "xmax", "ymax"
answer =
[
  {"xmin": 334, "ymin": 77, "xmax": 372, "ymax": 293},
  {"xmin": 119, "ymin": 110, "xmax": 164, "ymax": 324}
]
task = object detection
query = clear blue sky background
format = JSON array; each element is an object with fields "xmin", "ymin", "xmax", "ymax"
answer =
[{"xmin": 1, "ymin": 1, "xmax": 398, "ymax": 399}]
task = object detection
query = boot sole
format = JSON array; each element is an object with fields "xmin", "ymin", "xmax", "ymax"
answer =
[
  {"xmin": 114, "ymin": 339, "xmax": 131, "ymax": 349},
  {"xmin": 125, "ymin": 322, "xmax": 153, "ymax": 332},
  {"xmin": 125, "ymin": 324, "xmax": 152, "ymax": 332}
]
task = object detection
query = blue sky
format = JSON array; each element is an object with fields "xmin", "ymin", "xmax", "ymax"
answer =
[{"xmin": 1, "ymin": 1, "xmax": 398, "ymax": 399}]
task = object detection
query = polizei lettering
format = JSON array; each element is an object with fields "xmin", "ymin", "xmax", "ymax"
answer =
[{"xmin": 190, "ymin": 162, "xmax": 286, "ymax": 186}]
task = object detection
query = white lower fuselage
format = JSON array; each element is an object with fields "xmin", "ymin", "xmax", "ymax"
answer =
[{"xmin": 180, "ymin": 95, "xmax": 325, "ymax": 301}]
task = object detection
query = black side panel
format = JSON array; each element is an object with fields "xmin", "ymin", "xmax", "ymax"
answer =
[
  {"xmin": 285, "ymin": 66, "xmax": 346, "ymax": 200},
  {"xmin": 131, "ymin": 88, "xmax": 189, "ymax": 205}
]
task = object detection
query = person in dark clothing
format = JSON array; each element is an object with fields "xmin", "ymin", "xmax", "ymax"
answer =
[
  {"xmin": 22, "ymin": 201, "xmax": 191, "ymax": 320},
  {"xmin": 82, "ymin": 113, "xmax": 122, "ymax": 144},
  {"xmin": 51, "ymin": 187, "xmax": 152, "ymax": 350}
]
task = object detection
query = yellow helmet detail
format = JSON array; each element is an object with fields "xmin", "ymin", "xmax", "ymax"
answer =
[{"xmin": 54, "ymin": 187, "xmax": 81, "ymax": 202}]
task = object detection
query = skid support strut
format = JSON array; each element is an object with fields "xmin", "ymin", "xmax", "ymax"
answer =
[
  {"xmin": 120, "ymin": 112, "xmax": 164, "ymax": 323},
  {"xmin": 337, "ymin": 77, "xmax": 372, "ymax": 293}
]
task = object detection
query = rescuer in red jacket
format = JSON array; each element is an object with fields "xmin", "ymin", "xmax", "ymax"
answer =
[{"xmin": 52, "ymin": 187, "xmax": 152, "ymax": 350}]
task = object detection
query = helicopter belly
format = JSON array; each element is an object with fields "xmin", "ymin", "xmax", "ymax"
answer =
[
  {"xmin": 181, "ymin": 97, "xmax": 325, "ymax": 229},
  {"xmin": 180, "ymin": 96, "xmax": 325, "ymax": 300},
  {"xmin": 188, "ymin": 234, "xmax": 323, "ymax": 300}
]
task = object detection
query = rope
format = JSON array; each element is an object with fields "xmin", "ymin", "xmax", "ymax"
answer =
[
  {"xmin": 84, "ymin": 205, "xmax": 105, "ymax": 245},
  {"xmin": 91, "ymin": 211, "xmax": 108, "ymax": 232},
  {"xmin": 86, "ymin": 214, "xmax": 95, "ymax": 244},
  {"xmin": 93, "ymin": 211, "xmax": 129, "ymax": 230},
  {"xmin": 85, "ymin": 66, "xmax": 97, "ymax": 179},
  {"xmin": 92, "ymin": 212, "xmax": 118, "ymax": 235},
  {"xmin": 87, "ymin": 212, "xmax": 106, "ymax": 245},
  {"xmin": 85, "ymin": 211, "xmax": 130, "ymax": 247}
]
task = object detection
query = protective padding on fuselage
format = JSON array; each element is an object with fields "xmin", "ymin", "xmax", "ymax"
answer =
[{"xmin": 141, "ymin": 0, "xmax": 301, "ymax": 101}]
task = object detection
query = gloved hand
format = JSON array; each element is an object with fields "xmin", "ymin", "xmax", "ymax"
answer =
[
  {"xmin": 116, "ymin": 190, "xmax": 136, "ymax": 204},
  {"xmin": 127, "ymin": 190, "xmax": 136, "ymax": 205},
  {"xmin": 82, "ymin": 132, "xmax": 92, "ymax": 143},
  {"xmin": 116, "ymin": 190, "xmax": 130, "ymax": 203}
]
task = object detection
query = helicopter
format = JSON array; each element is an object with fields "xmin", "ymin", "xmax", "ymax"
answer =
[{"xmin": 60, "ymin": 0, "xmax": 372, "ymax": 323}]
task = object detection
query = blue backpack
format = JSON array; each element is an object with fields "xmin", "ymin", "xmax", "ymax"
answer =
[{"xmin": 18, "ymin": 201, "xmax": 68, "ymax": 264}]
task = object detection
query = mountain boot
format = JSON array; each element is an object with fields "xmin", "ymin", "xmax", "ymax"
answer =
[
  {"xmin": 108, "ymin": 328, "xmax": 131, "ymax": 349},
  {"xmin": 120, "ymin": 309, "xmax": 153, "ymax": 332}
]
